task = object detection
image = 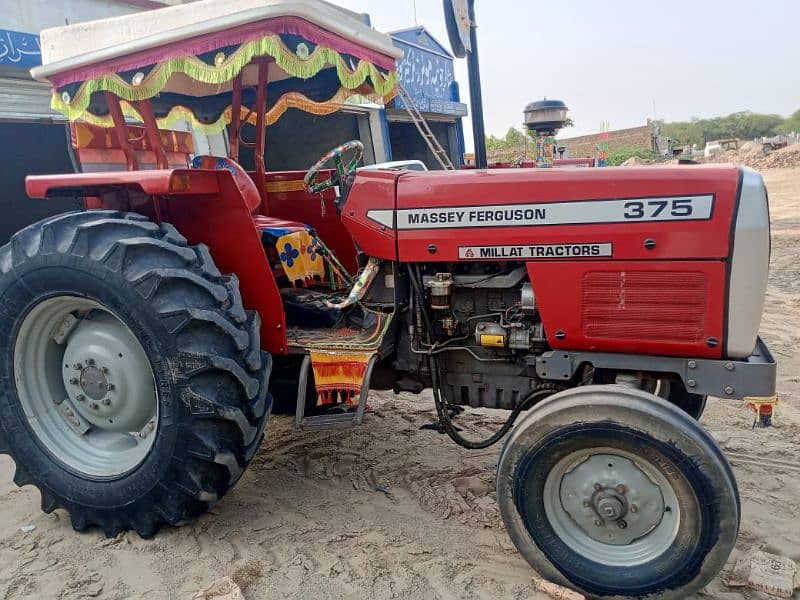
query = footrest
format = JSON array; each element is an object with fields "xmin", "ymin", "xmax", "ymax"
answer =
[
  {"xmin": 294, "ymin": 354, "xmax": 374, "ymax": 430},
  {"xmin": 296, "ymin": 411, "xmax": 365, "ymax": 431}
]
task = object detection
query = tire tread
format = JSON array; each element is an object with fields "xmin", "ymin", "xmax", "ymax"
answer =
[{"xmin": 0, "ymin": 210, "xmax": 271, "ymax": 538}]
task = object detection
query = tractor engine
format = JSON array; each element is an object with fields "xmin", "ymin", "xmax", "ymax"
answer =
[{"xmin": 405, "ymin": 262, "xmax": 551, "ymax": 409}]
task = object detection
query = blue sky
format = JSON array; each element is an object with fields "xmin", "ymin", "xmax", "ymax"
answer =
[{"xmin": 336, "ymin": 0, "xmax": 799, "ymax": 147}]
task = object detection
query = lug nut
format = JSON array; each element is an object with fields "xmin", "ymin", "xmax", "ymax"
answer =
[
  {"xmin": 594, "ymin": 483, "xmax": 602, "ymax": 491},
  {"xmin": 101, "ymin": 367, "xmax": 109, "ymax": 374},
  {"xmin": 76, "ymin": 394, "xmax": 86, "ymax": 402},
  {"xmin": 86, "ymin": 358, "xmax": 95, "ymax": 366},
  {"xmin": 630, "ymin": 504, "xmax": 638, "ymax": 513},
  {"xmin": 90, "ymin": 402, "xmax": 99, "ymax": 410},
  {"xmin": 69, "ymin": 378, "xmax": 79, "ymax": 385},
  {"xmin": 102, "ymin": 398, "xmax": 111, "ymax": 406},
  {"xmin": 615, "ymin": 484, "xmax": 626, "ymax": 494},
  {"xmin": 106, "ymin": 383, "xmax": 115, "ymax": 392},
  {"xmin": 73, "ymin": 363, "xmax": 83, "ymax": 370},
  {"xmin": 583, "ymin": 500, "xmax": 591, "ymax": 508},
  {"xmin": 618, "ymin": 520, "xmax": 628, "ymax": 529}
]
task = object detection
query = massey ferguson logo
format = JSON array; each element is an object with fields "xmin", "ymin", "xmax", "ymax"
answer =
[{"xmin": 406, "ymin": 207, "xmax": 548, "ymax": 225}]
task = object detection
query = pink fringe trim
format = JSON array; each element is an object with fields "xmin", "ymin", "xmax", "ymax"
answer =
[{"xmin": 52, "ymin": 16, "xmax": 396, "ymax": 88}]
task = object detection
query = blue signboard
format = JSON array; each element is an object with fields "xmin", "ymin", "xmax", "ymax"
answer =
[
  {"xmin": 391, "ymin": 27, "xmax": 468, "ymax": 118},
  {"xmin": 0, "ymin": 29, "xmax": 42, "ymax": 69}
]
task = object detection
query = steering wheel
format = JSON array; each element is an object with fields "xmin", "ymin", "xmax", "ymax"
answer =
[{"xmin": 304, "ymin": 140, "xmax": 364, "ymax": 196}]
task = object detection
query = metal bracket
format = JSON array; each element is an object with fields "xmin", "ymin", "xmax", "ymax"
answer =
[
  {"xmin": 56, "ymin": 397, "xmax": 91, "ymax": 436},
  {"xmin": 535, "ymin": 336, "xmax": 776, "ymax": 400},
  {"xmin": 50, "ymin": 313, "xmax": 78, "ymax": 344}
]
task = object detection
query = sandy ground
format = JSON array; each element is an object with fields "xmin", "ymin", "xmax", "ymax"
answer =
[{"xmin": 0, "ymin": 168, "xmax": 798, "ymax": 599}]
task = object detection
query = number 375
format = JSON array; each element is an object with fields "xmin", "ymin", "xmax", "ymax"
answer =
[{"xmin": 623, "ymin": 199, "xmax": 693, "ymax": 219}]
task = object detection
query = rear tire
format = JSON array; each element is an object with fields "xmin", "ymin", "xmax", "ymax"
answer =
[
  {"xmin": 497, "ymin": 385, "xmax": 738, "ymax": 599},
  {"xmin": 0, "ymin": 211, "xmax": 271, "ymax": 537}
]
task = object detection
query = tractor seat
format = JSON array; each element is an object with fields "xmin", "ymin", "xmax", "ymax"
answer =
[
  {"xmin": 252, "ymin": 215, "xmax": 308, "ymax": 232},
  {"xmin": 191, "ymin": 155, "xmax": 262, "ymax": 214},
  {"xmin": 191, "ymin": 156, "xmax": 328, "ymax": 292},
  {"xmin": 191, "ymin": 156, "xmax": 308, "ymax": 232}
]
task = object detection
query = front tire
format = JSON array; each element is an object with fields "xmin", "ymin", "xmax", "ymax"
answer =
[
  {"xmin": 0, "ymin": 211, "xmax": 271, "ymax": 537},
  {"xmin": 497, "ymin": 385, "xmax": 738, "ymax": 599}
]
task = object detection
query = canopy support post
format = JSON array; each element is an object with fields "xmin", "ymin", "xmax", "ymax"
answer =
[
  {"xmin": 254, "ymin": 57, "xmax": 270, "ymax": 215},
  {"xmin": 136, "ymin": 99, "xmax": 169, "ymax": 170},
  {"xmin": 105, "ymin": 93, "xmax": 138, "ymax": 171},
  {"xmin": 229, "ymin": 73, "xmax": 243, "ymax": 163}
]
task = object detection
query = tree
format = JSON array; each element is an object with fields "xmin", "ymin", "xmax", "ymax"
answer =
[
  {"xmin": 777, "ymin": 109, "xmax": 800, "ymax": 134},
  {"xmin": 663, "ymin": 111, "xmax": 785, "ymax": 146},
  {"xmin": 486, "ymin": 127, "xmax": 530, "ymax": 162}
]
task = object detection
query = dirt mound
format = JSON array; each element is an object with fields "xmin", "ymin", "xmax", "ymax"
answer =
[
  {"xmin": 739, "ymin": 140, "xmax": 760, "ymax": 152},
  {"xmin": 702, "ymin": 144, "xmax": 800, "ymax": 170},
  {"xmin": 762, "ymin": 144, "xmax": 800, "ymax": 169},
  {"xmin": 621, "ymin": 156, "xmax": 648, "ymax": 166}
]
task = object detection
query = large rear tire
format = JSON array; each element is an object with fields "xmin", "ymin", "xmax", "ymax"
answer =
[
  {"xmin": 0, "ymin": 211, "xmax": 271, "ymax": 537},
  {"xmin": 497, "ymin": 385, "xmax": 738, "ymax": 599}
]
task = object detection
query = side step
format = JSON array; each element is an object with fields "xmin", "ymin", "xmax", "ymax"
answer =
[{"xmin": 294, "ymin": 354, "xmax": 376, "ymax": 430}]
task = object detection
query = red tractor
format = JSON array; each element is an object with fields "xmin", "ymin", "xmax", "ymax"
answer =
[{"xmin": 0, "ymin": 2, "xmax": 776, "ymax": 598}]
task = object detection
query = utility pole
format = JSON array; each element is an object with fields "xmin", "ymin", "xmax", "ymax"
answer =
[{"xmin": 467, "ymin": 0, "xmax": 487, "ymax": 168}]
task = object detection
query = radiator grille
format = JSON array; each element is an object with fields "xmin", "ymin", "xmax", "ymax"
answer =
[{"xmin": 582, "ymin": 271, "xmax": 707, "ymax": 342}]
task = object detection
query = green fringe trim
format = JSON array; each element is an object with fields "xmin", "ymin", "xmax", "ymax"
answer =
[
  {"xmin": 72, "ymin": 88, "xmax": 393, "ymax": 136},
  {"xmin": 51, "ymin": 34, "xmax": 398, "ymax": 122}
]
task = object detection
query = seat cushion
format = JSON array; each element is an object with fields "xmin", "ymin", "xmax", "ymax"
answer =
[
  {"xmin": 191, "ymin": 155, "xmax": 262, "ymax": 213},
  {"xmin": 252, "ymin": 215, "xmax": 309, "ymax": 234}
]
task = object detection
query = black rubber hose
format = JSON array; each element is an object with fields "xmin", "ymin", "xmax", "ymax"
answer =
[{"xmin": 407, "ymin": 264, "xmax": 554, "ymax": 449}]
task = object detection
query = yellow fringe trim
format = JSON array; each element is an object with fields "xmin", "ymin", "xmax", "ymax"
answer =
[
  {"xmin": 52, "ymin": 33, "xmax": 398, "ymax": 122},
  {"xmin": 74, "ymin": 87, "xmax": 394, "ymax": 135}
]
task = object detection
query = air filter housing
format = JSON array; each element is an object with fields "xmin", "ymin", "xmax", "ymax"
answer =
[{"xmin": 524, "ymin": 99, "xmax": 569, "ymax": 135}]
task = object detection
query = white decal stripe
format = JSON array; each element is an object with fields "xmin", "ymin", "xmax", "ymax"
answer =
[
  {"xmin": 375, "ymin": 196, "xmax": 714, "ymax": 230},
  {"xmin": 366, "ymin": 209, "xmax": 394, "ymax": 228}
]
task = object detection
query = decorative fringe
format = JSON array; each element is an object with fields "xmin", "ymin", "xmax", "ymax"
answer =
[
  {"xmin": 71, "ymin": 87, "xmax": 390, "ymax": 135},
  {"xmin": 309, "ymin": 350, "xmax": 373, "ymax": 407},
  {"xmin": 51, "ymin": 33, "xmax": 399, "ymax": 122}
]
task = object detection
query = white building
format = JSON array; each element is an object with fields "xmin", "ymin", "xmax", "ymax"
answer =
[{"xmin": 0, "ymin": 1, "xmax": 199, "ymax": 242}]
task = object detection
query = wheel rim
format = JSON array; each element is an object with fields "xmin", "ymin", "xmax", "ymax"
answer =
[
  {"xmin": 542, "ymin": 447, "xmax": 680, "ymax": 567},
  {"xmin": 14, "ymin": 296, "xmax": 158, "ymax": 478}
]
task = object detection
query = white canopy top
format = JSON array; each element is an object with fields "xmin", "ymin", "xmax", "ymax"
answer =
[{"xmin": 32, "ymin": 0, "xmax": 402, "ymax": 82}]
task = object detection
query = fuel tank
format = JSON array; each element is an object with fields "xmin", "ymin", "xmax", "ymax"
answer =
[{"xmin": 342, "ymin": 166, "xmax": 769, "ymax": 360}]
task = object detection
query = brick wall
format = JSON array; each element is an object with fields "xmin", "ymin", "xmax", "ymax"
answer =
[{"xmin": 559, "ymin": 125, "xmax": 654, "ymax": 159}]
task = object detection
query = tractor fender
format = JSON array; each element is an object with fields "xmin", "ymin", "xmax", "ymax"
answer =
[{"xmin": 25, "ymin": 169, "xmax": 218, "ymax": 200}]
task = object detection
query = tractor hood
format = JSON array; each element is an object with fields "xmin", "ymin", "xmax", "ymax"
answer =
[{"xmin": 342, "ymin": 165, "xmax": 769, "ymax": 361}]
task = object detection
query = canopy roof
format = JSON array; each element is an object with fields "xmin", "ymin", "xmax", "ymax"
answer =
[{"xmin": 32, "ymin": 0, "xmax": 402, "ymax": 132}]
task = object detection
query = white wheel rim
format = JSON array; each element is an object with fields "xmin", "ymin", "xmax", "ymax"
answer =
[
  {"xmin": 14, "ymin": 296, "xmax": 158, "ymax": 478},
  {"xmin": 542, "ymin": 447, "xmax": 680, "ymax": 567}
]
